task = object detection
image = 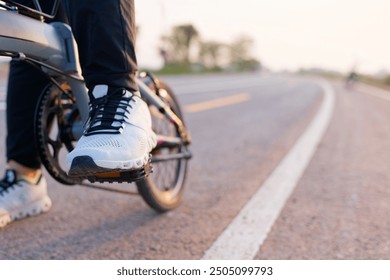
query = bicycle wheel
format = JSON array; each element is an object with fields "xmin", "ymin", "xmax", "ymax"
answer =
[
  {"xmin": 35, "ymin": 81, "xmax": 82, "ymax": 185},
  {"xmin": 136, "ymin": 81, "xmax": 189, "ymax": 212}
]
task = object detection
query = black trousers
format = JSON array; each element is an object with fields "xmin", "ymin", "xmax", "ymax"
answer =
[{"xmin": 6, "ymin": 0, "xmax": 138, "ymax": 169}]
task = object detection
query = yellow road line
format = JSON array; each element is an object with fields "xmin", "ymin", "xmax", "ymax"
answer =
[{"xmin": 185, "ymin": 93, "xmax": 251, "ymax": 113}]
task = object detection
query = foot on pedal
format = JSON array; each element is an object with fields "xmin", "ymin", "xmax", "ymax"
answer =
[
  {"xmin": 68, "ymin": 155, "xmax": 152, "ymax": 183},
  {"xmin": 65, "ymin": 86, "xmax": 157, "ymax": 179}
]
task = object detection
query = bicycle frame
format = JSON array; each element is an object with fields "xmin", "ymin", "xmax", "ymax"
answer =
[
  {"xmin": 5, "ymin": 0, "xmax": 61, "ymax": 19},
  {"xmin": 0, "ymin": 8, "xmax": 191, "ymax": 157}
]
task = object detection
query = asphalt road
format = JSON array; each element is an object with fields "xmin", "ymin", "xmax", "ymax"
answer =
[{"xmin": 0, "ymin": 71, "xmax": 390, "ymax": 260}]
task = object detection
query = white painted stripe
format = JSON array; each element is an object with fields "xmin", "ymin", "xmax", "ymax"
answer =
[
  {"xmin": 202, "ymin": 80, "xmax": 335, "ymax": 260},
  {"xmin": 0, "ymin": 101, "xmax": 5, "ymax": 111}
]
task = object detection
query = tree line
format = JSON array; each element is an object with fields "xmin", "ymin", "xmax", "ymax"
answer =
[{"xmin": 158, "ymin": 24, "xmax": 261, "ymax": 73}]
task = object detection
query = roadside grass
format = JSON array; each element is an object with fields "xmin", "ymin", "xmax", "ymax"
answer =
[
  {"xmin": 299, "ymin": 70, "xmax": 390, "ymax": 93},
  {"xmin": 144, "ymin": 64, "xmax": 225, "ymax": 76},
  {"xmin": 358, "ymin": 75, "xmax": 390, "ymax": 91}
]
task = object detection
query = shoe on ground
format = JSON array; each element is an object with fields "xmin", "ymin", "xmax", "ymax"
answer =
[
  {"xmin": 66, "ymin": 85, "xmax": 157, "ymax": 176},
  {"xmin": 0, "ymin": 169, "xmax": 52, "ymax": 229}
]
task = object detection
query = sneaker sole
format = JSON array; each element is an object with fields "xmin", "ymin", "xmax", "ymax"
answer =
[
  {"xmin": 68, "ymin": 154, "xmax": 151, "ymax": 177},
  {"xmin": 0, "ymin": 196, "xmax": 52, "ymax": 229}
]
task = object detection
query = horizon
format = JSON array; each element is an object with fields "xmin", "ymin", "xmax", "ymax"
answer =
[
  {"xmin": 1, "ymin": 0, "xmax": 389, "ymax": 76},
  {"xmin": 135, "ymin": 0, "xmax": 390, "ymax": 76}
]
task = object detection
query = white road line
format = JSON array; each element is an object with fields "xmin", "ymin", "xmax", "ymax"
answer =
[{"xmin": 202, "ymin": 80, "xmax": 335, "ymax": 260}]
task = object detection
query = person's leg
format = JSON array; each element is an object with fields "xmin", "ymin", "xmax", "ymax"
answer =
[
  {"xmin": 62, "ymin": 0, "xmax": 138, "ymax": 91},
  {"xmin": 65, "ymin": 0, "xmax": 156, "ymax": 176},
  {"xmin": 5, "ymin": 1, "xmax": 68, "ymax": 178},
  {"xmin": 6, "ymin": 61, "xmax": 49, "ymax": 172},
  {"xmin": 0, "ymin": 60, "xmax": 53, "ymax": 229},
  {"xmin": 0, "ymin": 1, "xmax": 68, "ymax": 228}
]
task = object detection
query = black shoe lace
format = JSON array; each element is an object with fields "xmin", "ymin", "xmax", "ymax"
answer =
[
  {"xmin": 84, "ymin": 89, "xmax": 135, "ymax": 136},
  {"xmin": 0, "ymin": 182, "xmax": 10, "ymax": 196},
  {"xmin": 0, "ymin": 175, "xmax": 14, "ymax": 197}
]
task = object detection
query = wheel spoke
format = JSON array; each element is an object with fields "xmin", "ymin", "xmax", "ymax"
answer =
[
  {"xmin": 135, "ymin": 80, "xmax": 190, "ymax": 211},
  {"xmin": 47, "ymin": 138, "xmax": 62, "ymax": 160}
]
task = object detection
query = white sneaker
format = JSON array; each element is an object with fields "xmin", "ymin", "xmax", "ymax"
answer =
[
  {"xmin": 0, "ymin": 170, "xmax": 52, "ymax": 228},
  {"xmin": 66, "ymin": 85, "xmax": 157, "ymax": 176}
]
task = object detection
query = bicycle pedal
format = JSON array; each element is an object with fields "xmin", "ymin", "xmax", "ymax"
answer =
[{"xmin": 87, "ymin": 162, "xmax": 153, "ymax": 184}]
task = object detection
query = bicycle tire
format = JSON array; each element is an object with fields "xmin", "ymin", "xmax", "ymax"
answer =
[
  {"xmin": 136, "ymin": 80, "xmax": 189, "ymax": 212},
  {"xmin": 35, "ymin": 79, "xmax": 189, "ymax": 212}
]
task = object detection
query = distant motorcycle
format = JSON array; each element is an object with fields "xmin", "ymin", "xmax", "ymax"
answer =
[{"xmin": 345, "ymin": 71, "xmax": 358, "ymax": 89}]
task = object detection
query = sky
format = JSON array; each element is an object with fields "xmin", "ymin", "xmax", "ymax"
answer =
[{"xmin": 135, "ymin": 0, "xmax": 390, "ymax": 75}]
